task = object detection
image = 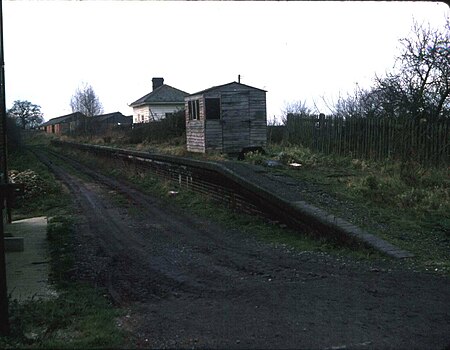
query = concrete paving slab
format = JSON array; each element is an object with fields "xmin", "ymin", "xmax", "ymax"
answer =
[
  {"xmin": 4, "ymin": 217, "xmax": 58, "ymax": 302},
  {"xmin": 4, "ymin": 236, "xmax": 24, "ymax": 252}
]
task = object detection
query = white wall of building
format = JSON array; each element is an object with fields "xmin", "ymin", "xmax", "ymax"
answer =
[{"xmin": 133, "ymin": 104, "xmax": 184, "ymax": 124}]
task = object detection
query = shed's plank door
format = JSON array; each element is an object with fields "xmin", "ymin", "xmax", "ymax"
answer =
[{"xmin": 221, "ymin": 91, "xmax": 250, "ymax": 152}]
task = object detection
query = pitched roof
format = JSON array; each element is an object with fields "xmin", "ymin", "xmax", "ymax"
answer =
[
  {"xmin": 188, "ymin": 81, "xmax": 267, "ymax": 96},
  {"xmin": 40, "ymin": 112, "xmax": 86, "ymax": 127},
  {"xmin": 130, "ymin": 84, "xmax": 189, "ymax": 107},
  {"xmin": 92, "ymin": 112, "xmax": 131, "ymax": 122}
]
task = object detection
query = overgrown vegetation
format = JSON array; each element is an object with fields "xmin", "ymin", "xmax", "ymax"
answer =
[
  {"xmin": 4, "ymin": 283, "xmax": 122, "ymax": 349},
  {"xmin": 284, "ymin": 114, "xmax": 449, "ymax": 166},
  {"xmin": 124, "ymin": 109, "xmax": 186, "ymax": 144},
  {"xmin": 167, "ymin": 181, "xmax": 376, "ymax": 258},
  {"xmin": 244, "ymin": 144, "xmax": 450, "ymax": 273},
  {"xmin": 40, "ymin": 125, "xmax": 450, "ymax": 273},
  {"xmin": 4, "ymin": 124, "xmax": 448, "ymax": 348},
  {"xmin": 4, "ymin": 15, "xmax": 446, "ymax": 347},
  {"xmin": 1, "ymin": 146, "xmax": 124, "ymax": 349},
  {"xmin": 70, "ymin": 109, "xmax": 186, "ymax": 148},
  {"xmin": 267, "ymin": 17, "xmax": 449, "ymax": 269},
  {"xmin": 51, "ymin": 140, "xmax": 384, "ymax": 261},
  {"xmin": 7, "ymin": 149, "xmax": 70, "ymax": 220},
  {"xmin": 282, "ymin": 18, "xmax": 449, "ymax": 166},
  {"xmin": 329, "ymin": 18, "xmax": 449, "ymax": 120}
]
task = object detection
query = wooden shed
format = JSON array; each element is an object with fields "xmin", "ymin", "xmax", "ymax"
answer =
[{"xmin": 185, "ymin": 81, "xmax": 267, "ymax": 153}]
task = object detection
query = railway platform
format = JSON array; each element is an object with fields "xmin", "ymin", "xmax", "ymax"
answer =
[{"xmin": 4, "ymin": 216, "xmax": 57, "ymax": 302}]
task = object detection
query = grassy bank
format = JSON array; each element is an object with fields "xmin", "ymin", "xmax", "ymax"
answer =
[
  {"xmin": 27, "ymin": 132, "xmax": 450, "ymax": 272},
  {"xmin": 8, "ymin": 148, "xmax": 70, "ymax": 220},
  {"xmin": 56, "ymin": 132, "xmax": 449, "ymax": 273},
  {"xmin": 244, "ymin": 145, "xmax": 450, "ymax": 273},
  {"xmin": 1, "ymin": 146, "xmax": 124, "ymax": 349},
  {"xmin": 50, "ymin": 140, "xmax": 384, "ymax": 261}
]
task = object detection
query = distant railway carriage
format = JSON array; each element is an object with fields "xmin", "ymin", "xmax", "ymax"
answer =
[{"xmin": 185, "ymin": 81, "xmax": 267, "ymax": 153}]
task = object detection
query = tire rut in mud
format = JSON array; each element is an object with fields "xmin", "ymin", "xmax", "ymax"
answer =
[{"xmin": 34, "ymin": 150, "xmax": 194, "ymax": 302}]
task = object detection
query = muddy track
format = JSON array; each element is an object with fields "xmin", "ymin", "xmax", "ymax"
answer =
[{"xmin": 34, "ymin": 149, "xmax": 450, "ymax": 349}]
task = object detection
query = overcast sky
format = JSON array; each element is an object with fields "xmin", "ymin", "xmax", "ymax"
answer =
[{"xmin": 2, "ymin": 1, "xmax": 449, "ymax": 123}]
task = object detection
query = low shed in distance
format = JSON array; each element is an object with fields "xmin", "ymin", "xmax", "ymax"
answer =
[
  {"xmin": 87, "ymin": 112, "xmax": 132, "ymax": 134},
  {"xmin": 40, "ymin": 112, "xmax": 86, "ymax": 135},
  {"xmin": 185, "ymin": 81, "xmax": 267, "ymax": 153}
]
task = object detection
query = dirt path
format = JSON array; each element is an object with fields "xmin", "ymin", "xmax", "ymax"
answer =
[{"xmin": 37, "ymin": 150, "xmax": 450, "ymax": 349}]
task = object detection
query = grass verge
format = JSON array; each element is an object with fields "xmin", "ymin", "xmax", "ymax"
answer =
[
  {"xmin": 244, "ymin": 144, "xmax": 450, "ymax": 273},
  {"xmin": 51, "ymin": 142, "xmax": 382, "ymax": 262},
  {"xmin": 52, "ymin": 135, "xmax": 449, "ymax": 272},
  {"xmin": 34, "ymin": 131, "xmax": 449, "ymax": 271},
  {"xmin": 8, "ymin": 148, "xmax": 71, "ymax": 220},
  {"xmin": 1, "ymin": 146, "xmax": 124, "ymax": 349}
]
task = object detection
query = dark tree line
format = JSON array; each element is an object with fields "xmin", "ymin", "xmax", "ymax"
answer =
[{"xmin": 7, "ymin": 100, "xmax": 43, "ymax": 129}]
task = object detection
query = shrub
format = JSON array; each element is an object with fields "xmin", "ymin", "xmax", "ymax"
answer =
[
  {"xmin": 9, "ymin": 169, "xmax": 49, "ymax": 200},
  {"xmin": 244, "ymin": 150, "xmax": 266, "ymax": 165},
  {"xmin": 267, "ymin": 125, "xmax": 285, "ymax": 144},
  {"xmin": 276, "ymin": 146, "xmax": 319, "ymax": 168},
  {"xmin": 125, "ymin": 110, "xmax": 185, "ymax": 144}
]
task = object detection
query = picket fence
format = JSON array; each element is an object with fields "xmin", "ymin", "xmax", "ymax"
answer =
[{"xmin": 285, "ymin": 114, "xmax": 449, "ymax": 166}]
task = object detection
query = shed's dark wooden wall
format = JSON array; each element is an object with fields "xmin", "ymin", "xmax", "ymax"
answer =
[{"xmin": 186, "ymin": 83, "xmax": 267, "ymax": 153}]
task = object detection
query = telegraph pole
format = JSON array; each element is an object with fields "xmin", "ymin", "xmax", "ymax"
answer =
[{"xmin": 0, "ymin": 0, "xmax": 10, "ymax": 335}]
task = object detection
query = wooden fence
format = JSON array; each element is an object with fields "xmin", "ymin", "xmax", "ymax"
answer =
[{"xmin": 285, "ymin": 114, "xmax": 450, "ymax": 166}]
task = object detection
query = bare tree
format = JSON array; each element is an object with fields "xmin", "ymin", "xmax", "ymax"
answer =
[
  {"xmin": 7, "ymin": 100, "xmax": 44, "ymax": 129},
  {"xmin": 70, "ymin": 83, "xmax": 104, "ymax": 117},
  {"xmin": 394, "ymin": 18, "xmax": 450, "ymax": 119},
  {"xmin": 281, "ymin": 100, "xmax": 312, "ymax": 124},
  {"xmin": 331, "ymin": 17, "xmax": 449, "ymax": 120}
]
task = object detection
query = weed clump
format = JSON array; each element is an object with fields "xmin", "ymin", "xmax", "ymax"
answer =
[
  {"xmin": 244, "ymin": 150, "xmax": 266, "ymax": 165},
  {"xmin": 9, "ymin": 169, "xmax": 49, "ymax": 200},
  {"xmin": 276, "ymin": 147, "xmax": 319, "ymax": 168}
]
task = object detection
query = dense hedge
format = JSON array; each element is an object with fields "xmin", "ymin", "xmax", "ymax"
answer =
[{"xmin": 125, "ymin": 110, "xmax": 185, "ymax": 144}]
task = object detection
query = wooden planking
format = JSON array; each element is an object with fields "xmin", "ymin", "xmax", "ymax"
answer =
[
  {"xmin": 250, "ymin": 120, "xmax": 267, "ymax": 147},
  {"xmin": 205, "ymin": 121, "xmax": 222, "ymax": 151},
  {"xmin": 221, "ymin": 91, "xmax": 250, "ymax": 152},
  {"xmin": 185, "ymin": 97, "xmax": 205, "ymax": 121},
  {"xmin": 185, "ymin": 83, "xmax": 267, "ymax": 153},
  {"xmin": 186, "ymin": 120, "xmax": 205, "ymax": 153},
  {"xmin": 285, "ymin": 115, "xmax": 450, "ymax": 166}
]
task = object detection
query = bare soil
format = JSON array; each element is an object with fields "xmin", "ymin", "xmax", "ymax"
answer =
[{"xmin": 39, "ymin": 151, "xmax": 450, "ymax": 349}]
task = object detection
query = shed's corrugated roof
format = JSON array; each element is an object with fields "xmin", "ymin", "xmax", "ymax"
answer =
[
  {"xmin": 130, "ymin": 84, "xmax": 189, "ymax": 107},
  {"xmin": 40, "ymin": 112, "xmax": 86, "ymax": 127},
  {"xmin": 188, "ymin": 81, "xmax": 267, "ymax": 97}
]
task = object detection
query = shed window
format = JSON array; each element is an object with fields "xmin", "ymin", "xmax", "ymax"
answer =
[
  {"xmin": 188, "ymin": 99, "xmax": 200, "ymax": 120},
  {"xmin": 205, "ymin": 98, "xmax": 220, "ymax": 120}
]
